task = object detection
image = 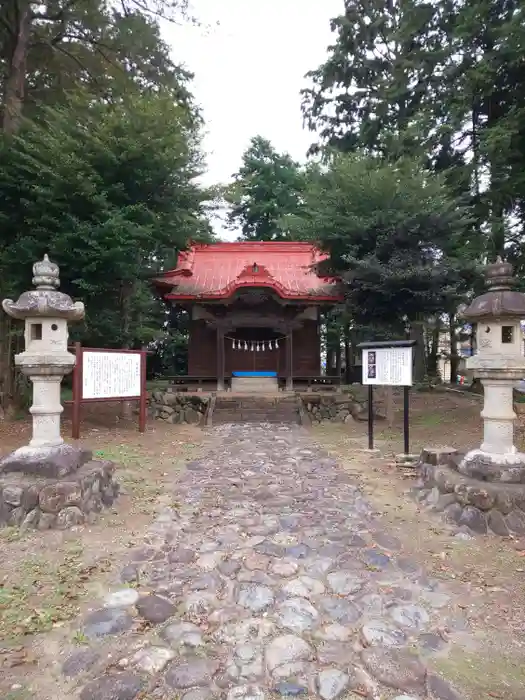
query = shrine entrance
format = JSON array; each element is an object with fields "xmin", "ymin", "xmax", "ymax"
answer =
[
  {"xmin": 225, "ymin": 328, "xmax": 285, "ymax": 376},
  {"xmin": 152, "ymin": 241, "xmax": 344, "ymax": 391}
]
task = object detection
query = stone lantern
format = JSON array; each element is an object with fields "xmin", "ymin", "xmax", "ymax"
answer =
[
  {"xmin": 0, "ymin": 256, "xmax": 121, "ymax": 532},
  {"xmin": 416, "ymin": 258, "xmax": 525, "ymax": 537},
  {"xmin": 1, "ymin": 255, "xmax": 87, "ymax": 475},
  {"xmin": 463, "ymin": 257, "xmax": 525, "ymax": 457}
]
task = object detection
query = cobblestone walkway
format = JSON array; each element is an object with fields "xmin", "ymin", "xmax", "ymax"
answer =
[{"xmin": 62, "ymin": 424, "xmax": 466, "ymax": 700}]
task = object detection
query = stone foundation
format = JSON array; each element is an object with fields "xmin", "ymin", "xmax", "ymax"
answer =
[
  {"xmin": 150, "ymin": 390, "xmax": 209, "ymax": 425},
  {"xmin": 149, "ymin": 389, "xmax": 386, "ymax": 426},
  {"xmin": 301, "ymin": 393, "xmax": 385, "ymax": 424},
  {"xmin": 415, "ymin": 447, "xmax": 525, "ymax": 536},
  {"xmin": 0, "ymin": 448, "xmax": 119, "ymax": 531}
]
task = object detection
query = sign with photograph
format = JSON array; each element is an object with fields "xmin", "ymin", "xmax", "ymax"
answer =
[
  {"xmin": 82, "ymin": 351, "xmax": 142, "ymax": 399},
  {"xmin": 362, "ymin": 346, "xmax": 413, "ymax": 386}
]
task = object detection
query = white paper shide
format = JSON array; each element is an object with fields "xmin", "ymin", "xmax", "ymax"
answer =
[
  {"xmin": 362, "ymin": 347, "xmax": 413, "ymax": 386},
  {"xmin": 82, "ymin": 352, "xmax": 141, "ymax": 399}
]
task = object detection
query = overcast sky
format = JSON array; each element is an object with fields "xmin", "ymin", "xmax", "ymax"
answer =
[{"xmin": 162, "ymin": 0, "xmax": 342, "ymax": 239}]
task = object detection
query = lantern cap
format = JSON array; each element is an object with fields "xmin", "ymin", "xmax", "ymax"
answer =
[
  {"xmin": 463, "ymin": 257, "xmax": 525, "ymax": 321},
  {"xmin": 2, "ymin": 254, "xmax": 85, "ymax": 321}
]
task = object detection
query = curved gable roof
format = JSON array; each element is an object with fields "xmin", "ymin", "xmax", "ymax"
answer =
[{"xmin": 152, "ymin": 242, "xmax": 342, "ymax": 302}]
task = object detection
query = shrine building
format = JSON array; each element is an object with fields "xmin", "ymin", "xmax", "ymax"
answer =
[{"xmin": 152, "ymin": 241, "xmax": 342, "ymax": 391}]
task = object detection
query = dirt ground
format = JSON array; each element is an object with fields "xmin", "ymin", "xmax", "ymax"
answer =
[
  {"xmin": 313, "ymin": 388, "xmax": 525, "ymax": 700},
  {"xmin": 0, "ymin": 403, "xmax": 209, "ymax": 699},
  {"xmin": 1, "ymin": 391, "xmax": 525, "ymax": 699}
]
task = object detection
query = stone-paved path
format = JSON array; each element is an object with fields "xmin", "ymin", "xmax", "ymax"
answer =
[{"xmin": 62, "ymin": 424, "xmax": 467, "ymax": 700}]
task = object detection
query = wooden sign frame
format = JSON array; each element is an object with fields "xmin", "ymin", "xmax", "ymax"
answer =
[{"xmin": 69, "ymin": 342, "xmax": 148, "ymax": 439}]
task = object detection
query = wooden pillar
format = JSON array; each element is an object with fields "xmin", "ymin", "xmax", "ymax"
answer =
[
  {"xmin": 286, "ymin": 330, "xmax": 293, "ymax": 391},
  {"xmin": 217, "ymin": 326, "xmax": 225, "ymax": 391}
]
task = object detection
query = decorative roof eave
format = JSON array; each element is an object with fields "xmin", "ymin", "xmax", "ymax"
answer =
[
  {"xmin": 165, "ymin": 278, "xmax": 343, "ymax": 303},
  {"xmin": 166, "ymin": 293, "xmax": 343, "ymax": 303},
  {"xmin": 150, "ymin": 270, "xmax": 189, "ymax": 289},
  {"xmin": 463, "ymin": 291, "xmax": 525, "ymax": 320},
  {"xmin": 3, "ymin": 291, "xmax": 85, "ymax": 320},
  {"xmin": 2, "ymin": 254, "xmax": 85, "ymax": 321},
  {"xmin": 463, "ymin": 257, "xmax": 525, "ymax": 321}
]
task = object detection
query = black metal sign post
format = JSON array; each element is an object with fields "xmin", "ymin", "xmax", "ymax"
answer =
[
  {"xmin": 403, "ymin": 385, "xmax": 410, "ymax": 455},
  {"xmin": 357, "ymin": 340, "xmax": 416, "ymax": 455},
  {"xmin": 368, "ymin": 384, "xmax": 374, "ymax": 450}
]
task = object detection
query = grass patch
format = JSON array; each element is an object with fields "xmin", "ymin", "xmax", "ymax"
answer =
[
  {"xmin": 2, "ymin": 691, "xmax": 31, "ymax": 700},
  {"xmin": 94, "ymin": 444, "xmax": 142, "ymax": 466},
  {"xmin": 433, "ymin": 650, "xmax": 525, "ymax": 700},
  {"xmin": 413, "ymin": 411, "xmax": 444, "ymax": 427},
  {"xmin": 0, "ymin": 527, "xmax": 24, "ymax": 543},
  {"xmin": 0, "ymin": 543, "xmax": 111, "ymax": 645},
  {"xmin": 93, "ymin": 441, "xmax": 193, "ymax": 516}
]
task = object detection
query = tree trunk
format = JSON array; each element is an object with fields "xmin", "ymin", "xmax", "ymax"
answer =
[
  {"xmin": 335, "ymin": 339, "xmax": 341, "ymax": 381},
  {"xmin": 449, "ymin": 313, "xmax": 460, "ymax": 384},
  {"xmin": 2, "ymin": 1, "xmax": 32, "ymax": 135},
  {"xmin": 119, "ymin": 279, "xmax": 134, "ymax": 420},
  {"xmin": 344, "ymin": 324, "xmax": 351, "ymax": 384},
  {"xmin": 326, "ymin": 348, "xmax": 335, "ymax": 377},
  {"xmin": 427, "ymin": 317, "xmax": 441, "ymax": 379},
  {"xmin": 384, "ymin": 386, "xmax": 394, "ymax": 428},
  {"xmin": 0, "ymin": 311, "xmax": 16, "ymax": 418},
  {"xmin": 409, "ymin": 320, "xmax": 426, "ymax": 382}
]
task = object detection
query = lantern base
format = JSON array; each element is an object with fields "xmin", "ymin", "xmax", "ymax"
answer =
[
  {"xmin": 0, "ymin": 455, "xmax": 119, "ymax": 531},
  {"xmin": 414, "ymin": 446, "xmax": 525, "ymax": 537},
  {"xmin": 0, "ymin": 443, "xmax": 92, "ymax": 479}
]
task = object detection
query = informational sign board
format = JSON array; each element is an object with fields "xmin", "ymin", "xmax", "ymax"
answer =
[
  {"xmin": 69, "ymin": 344, "xmax": 148, "ymax": 439},
  {"xmin": 362, "ymin": 345, "xmax": 413, "ymax": 386},
  {"xmin": 82, "ymin": 351, "xmax": 141, "ymax": 399}
]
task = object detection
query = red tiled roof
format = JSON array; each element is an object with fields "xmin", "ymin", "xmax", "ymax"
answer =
[{"xmin": 152, "ymin": 242, "xmax": 342, "ymax": 302}]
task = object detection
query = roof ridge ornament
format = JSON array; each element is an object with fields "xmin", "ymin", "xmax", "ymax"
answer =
[
  {"xmin": 176, "ymin": 247, "xmax": 195, "ymax": 276},
  {"xmin": 238, "ymin": 262, "xmax": 272, "ymax": 279},
  {"xmin": 485, "ymin": 256, "xmax": 514, "ymax": 291},
  {"xmin": 32, "ymin": 254, "xmax": 60, "ymax": 290}
]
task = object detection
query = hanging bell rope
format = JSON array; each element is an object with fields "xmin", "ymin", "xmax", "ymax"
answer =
[{"xmin": 224, "ymin": 334, "xmax": 286, "ymax": 351}]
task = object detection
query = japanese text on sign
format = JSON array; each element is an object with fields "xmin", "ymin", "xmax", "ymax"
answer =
[
  {"xmin": 362, "ymin": 346, "xmax": 413, "ymax": 386},
  {"xmin": 82, "ymin": 351, "xmax": 141, "ymax": 399}
]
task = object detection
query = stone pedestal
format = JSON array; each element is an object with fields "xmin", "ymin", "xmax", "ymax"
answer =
[
  {"xmin": 415, "ymin": 447, "xmax": 525, "ymax": 536},
  {"xmin": 0, "ymin": 453, "xmax": 120, "ymax": 530},
  {"xmin": 479, "ymin": 378, "xmax": 517, "ymax": 454},
  {"xmin": 29, "ymin": 373, "xmax": 67, "ymax": 447}
]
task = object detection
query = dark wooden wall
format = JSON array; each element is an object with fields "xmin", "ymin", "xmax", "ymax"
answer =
[
  {"xmin": 293, "ymin": 320, "xmax": 320, "ymax": 375},
  {"xmin": 187, "ymin": 317, "xmax": 320, "ymax": 377},
  {"xmin": 188, "ymin": 320, "xmax": 216, "ymax": 375}
]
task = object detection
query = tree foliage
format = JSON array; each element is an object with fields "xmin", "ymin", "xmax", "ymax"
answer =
[
  {"xmin": 0, "ymin": 0, "xmax": 209, "ymax": 410},
  {"xmin": 302, "ymin": 0, "xmax": 525, "ymax": 266},
  {"xmin": 0, "ymin": 0, "xmax": 195, "ymax": 133},
  {"xmin": 287, "ymin": 154, "xmax": 475, "ymax": 326},
  {"xmin": 225, "ymin": 135, "xmax": 307, "ymax": 241},
  {"xmin": 0, "ymin": 92, "xmax": 210, "ymax": 350},
  {"xmin": 284, "ymin": 153, "xmax": 477, "ymax": 377}
]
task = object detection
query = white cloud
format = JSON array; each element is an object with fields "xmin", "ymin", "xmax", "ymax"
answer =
[{"xmin": 161, "ymin": 0, "xmax": 342, "ymax": 238}]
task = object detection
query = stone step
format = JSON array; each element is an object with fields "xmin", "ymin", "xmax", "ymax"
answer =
[
  {"xmin": 231, "ymin": 377, "xmax": 279, "ymax": 393},
  {"xmin": 211, "ymin": 392, "xmax": 299, "ymax": 425},
  {"xmin": 212, "ymin": 411, "xmax": 297, "ymax": 416},
  {"xmin": 215, "ymin": 403, "xmax": 297, "ymax": 411},
  {"xmin": 212, "ymin": 408, "xmax": 300, "ymax": 424},
  {"xmin": 213, "ymin": 417, "xmax": 300, "ymax": 424}
]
